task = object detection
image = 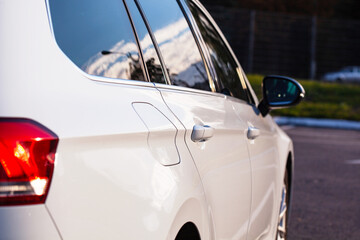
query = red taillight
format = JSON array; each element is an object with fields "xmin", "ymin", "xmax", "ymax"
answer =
[{"xmin": 0, "ymin": 118, "xmax": 58, "ymax": 205}]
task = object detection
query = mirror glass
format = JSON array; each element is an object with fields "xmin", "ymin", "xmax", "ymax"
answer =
[{"xmin": 263, "ymin": 76, "xmax": 302, "ymax": 106}]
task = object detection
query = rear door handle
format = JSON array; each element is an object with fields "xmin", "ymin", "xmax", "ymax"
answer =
[
  {"xmin": 191, "ymin": 125, "xmax": 214, "ymax": 142},
  {"xmin": 247, "ymin": 126, "xmax": 260, "ymax": 140}
]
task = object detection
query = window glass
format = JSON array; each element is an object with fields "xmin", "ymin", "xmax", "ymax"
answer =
[
  {"xmin": 49, "ymin": 0, "xmax": 145, "ymax": 81},
  {"xmin": 186, "ymin": 0, "xmax": 249, "ymax": 101},
  {"xmin": 137, "ymin": 0, "xmax": 210, "ymax": 91},
  {"xmin": 126, "ymin": 0, "xmax": 166, "ymax": 84}
]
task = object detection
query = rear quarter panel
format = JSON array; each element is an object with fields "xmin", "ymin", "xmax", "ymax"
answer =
[{"xmin": 0, "ymin": 0, "xmax": 211, "ymax": 238}]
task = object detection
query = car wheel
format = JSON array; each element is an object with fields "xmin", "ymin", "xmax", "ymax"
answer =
[{"xmin": 276, "ymin": 170, "xmax": 289, "ymax": 240}]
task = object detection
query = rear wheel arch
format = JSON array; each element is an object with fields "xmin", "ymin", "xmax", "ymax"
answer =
[
  {"xmin": 175, "ymin": 222, "xmax": 201, "ymax": 240},
  {"xmin": 167, "ymin": 197, "xmax": 212, "ymax": 240}
]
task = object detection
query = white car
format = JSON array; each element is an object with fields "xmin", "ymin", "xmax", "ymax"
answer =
[
  {"xmin": 0, "ymin": 0, "xmax": 304, "ymax": 239},
  {"xmin": 322, "ymin": 66, "xmax": 360, "ymax": 83}
]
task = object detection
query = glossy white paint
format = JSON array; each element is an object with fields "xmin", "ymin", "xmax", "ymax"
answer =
[
  {"xmin": 0, "ymin": 0, "xmax": 211, "ymax": 238},
  {"xmin": 186, "ymin": 3, "xmax": 295, "ymax": 238},
  {"xmin": 47, "ymin": 131, "xmax": 209, "ymax": 239},
  {"xmin": 183, "ymin": 2, "xmax": 288, "ymax": 237},
  {"xmin": 156, "ymin": 85, "xmax": 252, "ymax": 240},
  {"xmin": 0, "ymin": 0, "xmax": 295, "ymax": 239},
  {"xmin": 132, "ymin": 102, "xmax": 180, "ymax": 166},
  {"xmin": 247, "ymin": 115, "xmax": 280, "ymax": 239}
]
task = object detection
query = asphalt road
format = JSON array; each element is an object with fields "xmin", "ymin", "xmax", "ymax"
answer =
[{"xmin": 283, "ymin": 126, "xmax": 360, "ymax": 240}]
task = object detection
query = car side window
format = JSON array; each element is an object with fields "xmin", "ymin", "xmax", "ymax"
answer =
[
  {"xmin": 186, "ymin": 0, "xmax": 249, "ymax": 101},
  {"xmin": 136, "ymin": 0, "xmax": 211, "ymax": 91},
  {"xmin": 49, "ymin": 0, "xmax": 145, "ymax": 81}
]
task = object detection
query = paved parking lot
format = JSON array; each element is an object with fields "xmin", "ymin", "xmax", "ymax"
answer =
[{"xmin": 283, "ymin": 126, "xmax": 360, "ymax": 239}]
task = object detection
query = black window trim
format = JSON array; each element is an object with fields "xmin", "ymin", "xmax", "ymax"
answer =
[
  {"xmin": 178, "ymin": 0, "xmax": 220, "ymax": 92},
  {"xmin": 122, "ymin": 0, "xmax": 150, "ymax": 83},
  {"xmin": 129, "ymin": 0, "xmax": 172, "ymax": 85},
  {"xmin": 183, "ymin": 0, "xmax": 258, "ymax": 106},
  {"xmin": 176, "ymin": 0, "xmax": 217, "ymax": 93}
]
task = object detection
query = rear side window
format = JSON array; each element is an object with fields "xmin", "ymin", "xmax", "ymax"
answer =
[
  {"xmin": 186, "ymin": 0, "xmax": 249, "ymax": 101},
  {"xmin": 136, "ymin": 0, "xmax": 211, "ymax": 91},
  {"xmin": 49, "ymin": 0, "xmax": 145, "ymax": 81}
]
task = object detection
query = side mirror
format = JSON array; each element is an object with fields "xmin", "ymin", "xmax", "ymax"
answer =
[{"xmin": 258, "ymin": 75, "xmax": 305, "ymax": 117}]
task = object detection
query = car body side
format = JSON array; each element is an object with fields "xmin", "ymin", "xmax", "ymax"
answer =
[{"xmin": 0, "ymin": 0, "xmax": 294, "ymax": 239}]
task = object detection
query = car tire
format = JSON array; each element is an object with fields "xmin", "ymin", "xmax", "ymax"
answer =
[
  {"xmin": 175, "ymin": 222, "xmax": 201, "ymax": 240},
  {"xmin": 276, "ymin": 169, "xmax": 289, "ymax": 240}
]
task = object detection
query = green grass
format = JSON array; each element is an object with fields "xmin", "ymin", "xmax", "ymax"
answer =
[{"xmin": 247, "ymin": 74, "xmax": 360, "ymax": 121}]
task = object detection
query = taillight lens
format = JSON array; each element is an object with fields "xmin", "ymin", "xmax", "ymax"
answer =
[{"xmin": 0, "ymin": 118, "xmax": 58, "ymax": 205}]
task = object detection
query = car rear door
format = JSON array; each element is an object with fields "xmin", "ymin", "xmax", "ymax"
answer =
[
  {"xmin": 44, "ymin": 0, "xmax": 197, "ymax": 239},
  {"xmin": 126, "ymin": 0, "xmax": 252, "ymax": 239}
]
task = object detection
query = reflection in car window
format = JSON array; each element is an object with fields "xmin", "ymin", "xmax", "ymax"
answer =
[
  {"xmin": 137, "ymin": 0, "xmax": 210, "ymax": 91},
  {"xmin": 49, "ymin": 0, "xmax": 145, "ymax": 81},
  {"xmin": 126, "ymin": 0, "xmax": 166, "ymax": 84},
  {"xmin": 186, "ymin": 0, "xmax": 249, "ymax": 101}
]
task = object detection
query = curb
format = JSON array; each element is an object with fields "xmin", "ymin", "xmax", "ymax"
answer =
[{"xmin": 274, "ymin": 117, "xmax": 360, "ymax": 131}]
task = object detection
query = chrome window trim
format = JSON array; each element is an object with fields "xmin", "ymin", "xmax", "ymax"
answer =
[
  {"xmin": 74, "ymin": 70, "xmax": 157, "ymax": 88},
  {"xmin": 154, "ymin": 82, "xmax": 250, "ymax": 106},
  {"xmin": 155, "ymin": 82, "xmax": 222, "ymax": 97}
]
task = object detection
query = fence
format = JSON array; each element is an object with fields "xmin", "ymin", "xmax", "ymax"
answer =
[{"xmin": 205, "ymin": 6, "xmax": 360, "ymax": 79}]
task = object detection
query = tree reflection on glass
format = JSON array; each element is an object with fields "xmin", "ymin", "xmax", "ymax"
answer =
[
  {"xmin": 126, "ymin": 0, "xmax": 167, "ymax": 84},
  {"xmin": 137, "ymin": 0, "xmax": 210, "ymax": 91},
  {"xmin": 50, "ymin": 0, "xmax": 145, "ymax": 81},
  {"xmin": 82, "ymin": 41, "xmax": 144, "ymax": 80}
]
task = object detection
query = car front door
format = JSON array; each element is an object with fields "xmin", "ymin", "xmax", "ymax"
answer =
[{"xmin": 185, "ymin": 1, "xmax": 281, "ymax": 239}]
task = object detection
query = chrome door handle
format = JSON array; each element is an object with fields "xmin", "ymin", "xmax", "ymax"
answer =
[
  {"xmin": 247, "ymin": 126, "xmax": 260, "ymax": 140},
  {"xmin": 191, "ymin": 125, "xmax": 214, "ymax": 142}
]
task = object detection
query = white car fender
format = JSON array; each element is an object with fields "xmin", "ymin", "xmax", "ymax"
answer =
[{"xmin": 274, "ymin": 122, "xmax": 295, "ymax": 211}]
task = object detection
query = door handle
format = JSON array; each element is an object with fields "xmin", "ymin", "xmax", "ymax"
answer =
[
  {"xmin": 247, "ymin": 126, "xmax": 260, "ymax": 140},
  {"xmin": 191, "ymin": 125, "xmax": 214, "ymax": 142}
]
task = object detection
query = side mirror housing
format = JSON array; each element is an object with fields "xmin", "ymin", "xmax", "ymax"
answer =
[{"xmin": 258, "ymin": 75, "xmax": 305, "ymax": 117}]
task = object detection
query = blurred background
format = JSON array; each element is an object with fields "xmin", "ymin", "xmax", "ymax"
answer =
[
  {"xmin": 202, "ymin": 0, "xmax": 360, "ymax": 79},
  {"xmin": 201, "ymin": 0, "xmax": 360, "ymax": 121},
  {"xmin": 200, "ymin": 1, "xmax": 360, "ymax": 239}
]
